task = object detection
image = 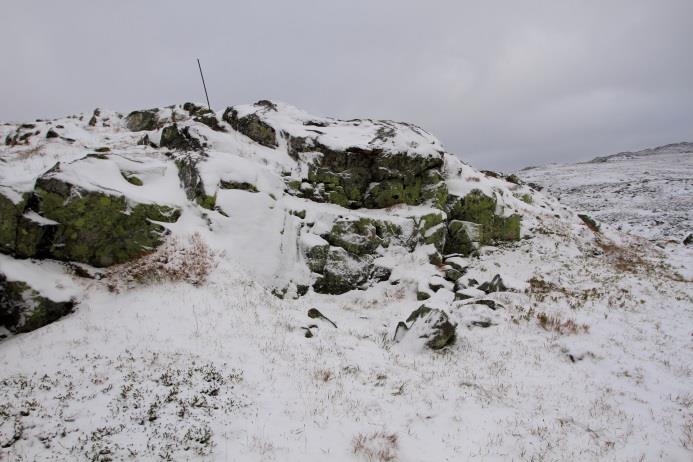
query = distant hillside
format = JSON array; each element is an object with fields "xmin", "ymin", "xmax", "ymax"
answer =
[{"xmin": 588, "ymin": 141, "xmax": 693, "ymax": 163}]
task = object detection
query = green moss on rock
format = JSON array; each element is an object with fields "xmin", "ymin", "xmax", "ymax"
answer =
[
  {"xmin": 0, "ymin": 192, "xmax": 27, "ymax": 254},
  {"xmin": 222, "ymin": 107, "xmax": 278, "ymax": 148},
  {"xmin": 325, "ymin": 217, "xmax": 403, "ymax": 256},
  {"xmin": 445, "ymin": 220, "xmax": 478, "ymax": 256},
  {"xmin": 33, "ymin": 176, "xmax": 180, "ymax": 267},
  {"xmin": 121, "ymin": 172, "xmax": 143, "ymax": 186},
  {"xmin": 219, "ymin": 180, "xmax": 259, "ymax": 193},
  {"xmin": 447, "ymin": 189, "xmax": 521, "ymax": 244}
]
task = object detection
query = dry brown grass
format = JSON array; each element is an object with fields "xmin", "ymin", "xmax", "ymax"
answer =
[
  {"xmin": 536, "ymin": 312, "xmax": 589, "ymax": 335},
  {"xmin": 312, "ymin": 369, "xmax": 334, "ymax": 383},
  {"xmin": 16, "ymin": 145, "xmax": 45, "ymax": 159},
  {"xmin": 105, "ymin": 233, "xmax": 214, "ymax": 291},
  {"xmin": 352, "ymin": 431, "xmax": 399, "ymax": 461}
]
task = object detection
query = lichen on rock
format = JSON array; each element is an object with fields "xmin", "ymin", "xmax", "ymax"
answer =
[
  {"xmin": 446, "ymin": 189, "xmax": 521, "ymax": 246},
  {"xmin": 31, "ymin": 172, "xmax": 180, "ymax": 267}
]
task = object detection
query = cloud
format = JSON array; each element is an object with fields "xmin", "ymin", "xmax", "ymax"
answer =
[{"xmin": 1, "ymin": 0, "xmax": 691, "ymax": 170}]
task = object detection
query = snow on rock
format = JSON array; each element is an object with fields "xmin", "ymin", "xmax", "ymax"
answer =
[{"xmin": 0, "ymin": 103, "xmax": 691, "ymax": 461}]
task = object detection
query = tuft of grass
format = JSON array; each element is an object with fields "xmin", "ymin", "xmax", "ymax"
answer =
[
  {"xmin": 352, "ymin": 431, "xmax": 399, "ymax": 461},
  {"xmin": 536, "ymin": 312, "xmax": 589, "ymax": 335},
  {"xmin": 313, "ymin": 369, "xmax": 334, "ymax": 383}
]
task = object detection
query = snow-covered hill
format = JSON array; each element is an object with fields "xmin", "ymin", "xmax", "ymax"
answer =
[
  {"xmin": 1, "ymin": 102, "xmax": 692, "ymax": 461},
  {"xmin": 519, "ymin": 143, "xmax": 693, "ymax": 282}
]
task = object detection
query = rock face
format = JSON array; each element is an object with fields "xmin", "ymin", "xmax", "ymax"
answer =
[{"xmin": 0, "ymin": 274, "xmax": 74, "ymax": 334}]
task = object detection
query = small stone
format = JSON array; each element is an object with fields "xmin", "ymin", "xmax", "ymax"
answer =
[{"xmin": 478, "ymin": 274, "xmax": 508, "ymax": 294}]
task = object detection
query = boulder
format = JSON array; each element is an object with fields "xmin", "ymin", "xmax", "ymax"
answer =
[
  {"xmin": 454, "ymin": 287, "xmax": 485, "ymax": 301},
  {"xmin": 31, "ymin": 169, "xmax": 180, "ymax": 267},
  {"xmin": 399, "ymin": 305, "xmax": 456, "ymax": 350},
  {"xmin": 446, "ymin": 189, "xmax": 521, "ymax": 244},
  {"xmin": 0, "ymin": 274, "xmax": 75, "ymax": 334},
  {"xmin": 313, "ymin": 247, "xmax": 371, "ymax": 295},
  {"xmin": 477, "ymin": 274, "xmax": 508, "ymax": 294},
  {"xmin": 125, "ymin": 109, "xmax": 159, "ymax": 132}
]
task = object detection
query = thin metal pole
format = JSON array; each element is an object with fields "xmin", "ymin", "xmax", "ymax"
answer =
[{"xmin": 197, "ymin": 58, "xmax": 211, "ymax": 110}]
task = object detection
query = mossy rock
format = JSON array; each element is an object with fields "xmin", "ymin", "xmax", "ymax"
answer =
[
  {"xmin": 299, "ymin": 142, "xmax": 445, "ymax": 209},
  {"xmin": 303, "ymin": 238, "xmax": 329, "ymax": 273},
  {"xmin": 0, "ymin": 191, "xmax": 27, "ymax": 255},
  {"xmin": 447, "ymin": 190, "xmax": 521, "ymax": 244},
  {"xmin": 222, "ymin": 107, "xmax": 277, "ymax": 148},
  {"xmin": 219, "ymin": 180, "xmax": 259, "ymax": 193},
  {"xmin": 33, "ymin": 176, "xmax": 180, "ymax": 267},
  {"xmin": 312, "ymin": 247, "xmax": 371, "ymax": 295},
  {"xmin": 0, "ymin": 275, "xmax": 75, "ymax": 334},
  {"xmin": 175, "ymin": 156, "xmax": 215, "ymax": 209},
  {"xmin": 445, "ymin": 220, "xmax": 479, "ymax": 256},
  {"xmin": 324, "ymin": 217, "xmax": 403, "ymax": 256},
  {"xmin": 160, "ymin": 124, "xmax": 202, "ymax": 151},
  {"xmin": 125, "ymin": 109, "xmax": 159, "ymax": 132},
  {"xmin": 121, "ymin": 172, "xmax": 143, "ymax": 186},
  {"xmin": 364, "ymin": 179, "xmax": 420, "ymax": 208},
  {"xmin": 15, "ymin": 214, "xmax": 58, "ymax": 259},
  {"xmin": 415, "ymin": 211, "xmax": 447, "ymax": 253}
]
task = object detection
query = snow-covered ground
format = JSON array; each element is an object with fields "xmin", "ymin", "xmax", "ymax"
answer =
[
  {"xmin": 1, "ymin": 105, "xmax": 692, "ymax": 461},
  {"xmin": 519, "ymin": 145, "xmax": 693, "ymax": 282},
  {"xmin": 519, "ymin": 147, "xmax": 693, "ymax": 243}
]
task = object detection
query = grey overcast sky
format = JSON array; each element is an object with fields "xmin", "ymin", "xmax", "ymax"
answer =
[{"xmin": 1, "ymin": 1, "xmax": 692, "ymax": 170}]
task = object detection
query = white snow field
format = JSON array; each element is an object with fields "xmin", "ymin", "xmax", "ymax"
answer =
[{"xmin": 0, "ymin": 103, "xmax": 692, "ymax": 461}]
